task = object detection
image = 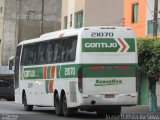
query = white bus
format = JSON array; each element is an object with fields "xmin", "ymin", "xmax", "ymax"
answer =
[{"xmin": 9, "ymin": 26, "xmax": 138, "ymax": 117}]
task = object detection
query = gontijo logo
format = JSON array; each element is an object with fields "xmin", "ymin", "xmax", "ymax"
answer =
[
  {"xmin": 82, "ymin": 38, "xmax": 130, "ymax": 52},
  {"xmin": 85, "ymin": 43, "xmax": 118, "ymax": 48}
]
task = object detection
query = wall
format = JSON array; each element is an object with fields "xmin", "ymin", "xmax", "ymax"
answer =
[
  {"xmin": 2, "ymin": 0, "xmax": 17, "ymax": 65},
  {"xmin": 85, "ymin": 0, "xmax": 124, "ymax": 27},
  {"xmin": 124, "ymin": 0, "xmax": 146, "ymax": 37},
  {"xmin": 0, "ymin": 19, "xmax": 3, "ymax": 65},
  {"xmin": 61, "ymin": 0, "xmax": 68, "ymax": 29},
  {"xmin": 18, "ymin": 0, "xmax": 61, "ymax": 42},
  {"xmin": 0, "ymin": 0, "xmax": 5, "ymax": 65},
  {"xmin": 0, "ymin": 0, "xmax": 61, "ymax": 65},
  {"xmin": 75, "ymin": 0, "xmax": 85, "ymax": 12},
  {"xmin": 67, "ymin": 0, "xmax": 75, "ymax": 28}
]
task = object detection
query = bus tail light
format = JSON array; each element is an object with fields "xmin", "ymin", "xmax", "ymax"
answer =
[
  {"xmin": 78, "ymin": 68, "xmax": 83, "ymax": 93},
  {"xmin": 117, "ymin": 66, "xmax": 129, "ymax": 69},
  {"xmin": 89, "ymin": 66, "xmax": 105, "ymax": 70}
]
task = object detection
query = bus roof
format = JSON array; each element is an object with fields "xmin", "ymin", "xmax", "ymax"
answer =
[
  {"xmin": 17, "ymin": 26, "xmax": 133, "ymax": 46},
  {"xmin": 18, "ymin": 28, "xmax": 79, "ymax": 46}
]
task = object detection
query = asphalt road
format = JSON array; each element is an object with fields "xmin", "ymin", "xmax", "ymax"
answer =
[
  {"xmin": 0, "ymin": 100, "xmax": 105, "ymax": 120},
  {"xmin": 0, "ymin": 100, "xmax": 159, "ymax": 120}
]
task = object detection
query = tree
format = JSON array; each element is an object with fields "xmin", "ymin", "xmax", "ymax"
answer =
[{"xmin": 138, "ymin": 38, "xmax": 160, "ymax": 112}]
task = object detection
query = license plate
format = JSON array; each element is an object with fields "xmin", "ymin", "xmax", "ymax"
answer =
[{"xmin": 105, "ymin": 94, "xmax": 114, "ymax": 98}]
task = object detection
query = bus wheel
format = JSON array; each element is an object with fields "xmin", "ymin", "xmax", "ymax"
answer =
[
  {"xmin": 55, "ymin": 93, "xmax": 62, "ymax": 115},
  {"xmin": 23, "ymin": 93, "xmax": 33, "ymax": 111},
  {"xmin": 62, "ymin": 94, "xmax": 72, "ymax": 117}
]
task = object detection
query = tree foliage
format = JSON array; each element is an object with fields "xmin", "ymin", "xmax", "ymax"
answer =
[{"xmin": 137, "ymin": 38, "xmax": 160, "ymax": 78}]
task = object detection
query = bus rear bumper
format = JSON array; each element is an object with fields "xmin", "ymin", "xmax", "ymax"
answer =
[{"xmin": 79, "ymin": 93, "xmax": 137, "ymax": 106}]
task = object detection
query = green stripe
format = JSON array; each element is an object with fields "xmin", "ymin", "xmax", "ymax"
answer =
[
  {"xmin": 22, "ymin": 63, "xmax": 137, "ymax": 80},
  {"xmin": 124, "ymin": 38, "xmax": 136, "ymax": 52}
]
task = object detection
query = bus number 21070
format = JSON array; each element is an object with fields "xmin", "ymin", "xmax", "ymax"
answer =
[{"xmin": 91, "ymin": 32, "xmax": 114, "ymax": 37}]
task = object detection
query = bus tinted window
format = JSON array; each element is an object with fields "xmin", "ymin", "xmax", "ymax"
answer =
[
  {"xmin": 21, "ymin": 35, "xmax": 77, "ymax": 65},
  {"xmin": 28, "ymin": 44, "xmax": 37, "ymax": 65},
  {"xmin": 69, "ymin": 38, "xmax": 77, "ymax": 61},
  {"xmin": 37, "ymin": 42, "xmax": 47, "ymax": 64},
  {"xmin": 46, "ymin": 41, "xmax": 55, "ymax": 63}
]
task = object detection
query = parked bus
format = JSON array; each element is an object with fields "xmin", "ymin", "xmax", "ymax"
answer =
[{"xmin": 9, "ymin": 26, "xmax": 138, "ymax": 117}]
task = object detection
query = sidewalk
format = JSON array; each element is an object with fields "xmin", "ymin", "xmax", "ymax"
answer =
[{"xmin": 122, "ymin": 105, "xmax": 160, "ymax": 114}]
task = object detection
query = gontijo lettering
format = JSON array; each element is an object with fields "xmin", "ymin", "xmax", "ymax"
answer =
[
  {"xmin": 85, "ymin": 43, "xmax": 118, "ymax": 48},
  {"xmin": 24, "ymin": 70, "xmax": 35, "ymax": 78}
]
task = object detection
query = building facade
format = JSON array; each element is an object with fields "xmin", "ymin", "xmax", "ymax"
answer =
[
  {"xmin": 61, "ymin": 0, "xmax": 124, "ymax": 29},
  {"xmin": 0, "ymin": 0, "xmax": 61, "ymax": 66},
  {"xmin": 124, "ymin": 0, "xmax": 160, "ymax": 37}
]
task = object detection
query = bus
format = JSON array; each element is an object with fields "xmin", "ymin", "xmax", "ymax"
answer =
[{"xmin": 9, "ymin": 26, "xmax": 138, "ymax": 117}]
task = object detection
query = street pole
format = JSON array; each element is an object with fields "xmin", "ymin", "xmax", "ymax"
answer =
[
  {"xmin": 149, "ymin": 0, "xmax": 158, "ymax": 113},
  {"xmin": 153, "ymin": 0, "xmax": 158, "ymax": 37},
  {"xmin": 40, "ymin": 0, "xmax": 44, "ymax": 34}
]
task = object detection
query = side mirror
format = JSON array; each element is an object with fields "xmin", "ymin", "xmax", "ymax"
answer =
[{"xmin": 8, "ymin": 56, "xmax": 15, "ymax": 70}]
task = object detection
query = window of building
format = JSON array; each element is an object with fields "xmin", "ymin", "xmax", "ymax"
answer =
[
  {"xmin": 64, "ymin": 16, "xmax": 68, "ymax": 29},
  {"xmin": 70, "ymin": 14, "xmax": 72, "ymax": 27},
  {"xmin": 132, "ymin": 3, "xmax": 138, "ymax": 23},
  {"xmin": 147, "ymin": 19, "xmax": 160, "ymax": 35},
  {"xmin": 0, "ymin": 7, "xmax": 2, "ymax": 13},
  {"xmin": 75, "ymin": 11, "xmax": 83, "ymax": 28}
]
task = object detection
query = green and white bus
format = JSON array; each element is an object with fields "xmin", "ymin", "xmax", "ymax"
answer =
[{"xmin": 9, "ymin": 26, "xmax": 138, "ymax": 117}]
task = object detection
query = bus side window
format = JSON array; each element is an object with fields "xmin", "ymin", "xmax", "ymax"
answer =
[
  {"xmin": 53, "ymin": 41, "xmax": 59, "ymax": 62},
  {"xmin": 61, "ymin": 39, "xmax": 68, "ymax": 62},
  {"xmin": 37, "ymin": 42, "xmax": 47, "ymax": 64},
  {"xmin": 64, "ymin": 40, "xmax": 69, "ymax": 62},
  {"xmin": 46, "ymin": 41, "xmax": 55, "ymax": 63},
  {"xmin": 33, "ymin": 44, "xmax": 38, "ymax": 64},
  {"xmin": 28, "ymin": 44, "xmax": 37, "ymax": 65},
  {"xmin": 21, "ymin": 44, "xmax": 37, "ymax": 65},
  {"xmin": 57, "ymin": 40, "xmax": 62, "ymax": 62},
  {"xmin": 68, "ymin": 37, "xmax": 77, "ymax": 61},
  {"xmin": 21, "ymin": 46, "xmax": 28, "ymax": 65}
]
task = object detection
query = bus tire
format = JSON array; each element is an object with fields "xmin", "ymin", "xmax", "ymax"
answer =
[
  {"xmin": 23, "ymin": 92, "xmax": 33, "ymax": 111},
  {"xmin": 62, "ymin": 94, "xmax": 72, "ymax": 117},
  {"xmin": 54, "ymin": 93, "xmax": 62, "ymax": 115}
]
